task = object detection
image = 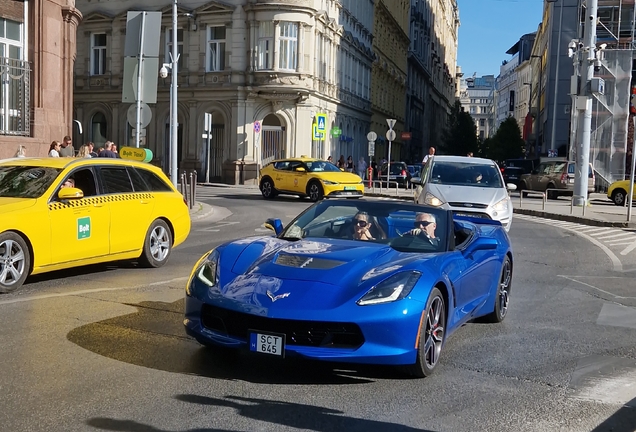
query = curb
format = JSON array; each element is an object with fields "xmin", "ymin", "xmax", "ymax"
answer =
[
  {"xmin": 189, "ymin": 201, "xmax": 215, "ymax": 221},
  {"xmin": 513, "ymin": 208, "xmax": 634, "ymax": 228},
  {"xmin": 364, "ymin": 192, "xmax": 414, "ymax": 201}
]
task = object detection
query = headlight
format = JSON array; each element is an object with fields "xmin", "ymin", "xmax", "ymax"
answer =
[
  {"xmin": 357, "ymin": 271, "xmax": 421, "ymax": 306},
  {"xmin": 493, "ymin": 197, "xmax": 509, "ymax": 212},
  {"xmin": 186, "ymin": 249, "xmax": 220, "ymax": 296},
  {"xmin": 322, "ymin": 180, "xmax": 339, "ymax": 185},
  {"xmin": 424, "ymin": 192, "xmax": 444, "ymax": 207}
]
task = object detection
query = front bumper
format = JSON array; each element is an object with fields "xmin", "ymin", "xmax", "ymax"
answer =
[
  {"xmin": 323, "ymin": 184, "xmax": 364, "ymax": 198},
  {"xmin": 184, "ymin": 291, "xmax": 424, "ymax": 365},
  {"xmin": 450, "ymin": 206, "xmax": 512, "ymax": 232}
]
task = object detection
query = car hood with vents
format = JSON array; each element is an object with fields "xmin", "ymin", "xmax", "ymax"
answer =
[{"xmin": 213, "ymin": 236, "xmax": 438, "ymax": 312}]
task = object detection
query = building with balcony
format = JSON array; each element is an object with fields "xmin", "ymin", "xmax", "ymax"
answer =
[
  {"xmin": 0, "ymin": 0, "xmax": 82, "ymax": 159},
  {"xmin": 370, "ymin": 0, "xmax": 409, "ymax": 162},
  {"xmin": 405, "ymin": 0, "xmax": 460, "ymax": 163},
  {"xmin": 73, "ymin": 0, "xmax": 374, "ymax": 185}
]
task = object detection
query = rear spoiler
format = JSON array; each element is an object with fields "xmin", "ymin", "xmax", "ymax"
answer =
[{"xmin": 453, "ymin": 215, "xmax": 503, "ymax": 227}]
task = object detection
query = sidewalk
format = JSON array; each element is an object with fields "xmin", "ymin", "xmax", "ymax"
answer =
[{"xmin": 188, "ymin": 201, "xmax": 215, "ymax": 221}]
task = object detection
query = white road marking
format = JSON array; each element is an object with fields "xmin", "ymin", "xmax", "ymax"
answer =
[
  {"xmin": 609, "ymin": 240, "xmax": 636, "ymax": 246},
  {"xmin": 588, "ymin": 229, "xmax": 616, "ymax": 236},
  {"xmin": 558, "ymin": 275, "xmax": 636, "ymax": 299},
  {"xmin": 0, "ymin": 277, "xmax": 189, "ymax": 306},
  {"xmin": 596, "ymin": 232, "xmax": 636, "ymax": 240},
  {"xmin": 621, "ymin": 240, "xmax": 636, "ymax": 256}
]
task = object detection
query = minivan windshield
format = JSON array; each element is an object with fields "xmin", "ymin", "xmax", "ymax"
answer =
[{"xmin": 429, "ymin": 161, "xmax": 503, "ymax": 188}]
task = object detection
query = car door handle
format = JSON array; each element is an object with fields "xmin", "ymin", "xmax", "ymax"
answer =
[
  {"xmin": 92, "ymin": 203, "xmax": 105, "ymax": 208},
  {"xmin": 140, "ymin": 200, "xmax": 150, "ymax": 205}
]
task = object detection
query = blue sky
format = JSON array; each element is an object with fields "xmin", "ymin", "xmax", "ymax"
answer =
[{"xmin": 456, "ymin": 0, "xmax": 544, "ymax": 77}]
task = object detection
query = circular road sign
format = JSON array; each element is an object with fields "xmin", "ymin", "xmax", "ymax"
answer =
[
  {"xmin": 386, "ymin": 129, "xmax": 396, "ymax": 141},
  {"xmin": 366, "ymin": 131, "xmax": 377, "ymax": 142},
  {"xmin": 127, "ymin": 103, "xmax": 152, "ymax": 128},
  {"xmin": 254, "ymin": 121, "xmax": 262, "ymax": 133}
]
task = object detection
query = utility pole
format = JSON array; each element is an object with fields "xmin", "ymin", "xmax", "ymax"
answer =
[
  {"xmin": 170, "ymin": 0, "xmax": 179, "ymax": 186},
  {"xmin": 548, "ymin": 0, "xmax": 564, "ymax": 152},
  {"xmin": 573, "ymin": 0, "xmax": 597, "ymax": 206}
]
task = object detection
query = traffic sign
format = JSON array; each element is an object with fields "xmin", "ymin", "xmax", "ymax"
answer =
[
  {"xmin": 330, "ymin": 126, "xmax": 342, "ymax": 138},
  {"xmin": 254, "ymin": 120, "xmax": 261, "ymax": 133},
  {"xmin": 316, "ymin": 113, "xmax": 327, "ymax": 132},
  {"xmin": 368, "ymin": 141, "xmax": 375, "ymax": 157},
  {"xmin": 367, "ymin": 131, "xmax": 377, "ymax": 142},
  {"xmin": 313, "ymin": 123, "xmax": 325, "ymax": 141},
  {"xmin": 127, "ymin": 103, "xmax": 152, "ymax": 128},
  {"xmin": 386, "ymin": 118, "xmax": 397, "ymax": 130},
  {"xmin": 386, "ymin": 129, "xmax": 396, "ymax": 141}
]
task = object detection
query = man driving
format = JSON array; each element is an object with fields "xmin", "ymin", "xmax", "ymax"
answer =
[
  {"xmin": 61, "ymin": 178, "xmax": 75, "ymax": 188},
  {"xmin": 405, "ymin": 212, "xmax": 440, "ymax": 246}
]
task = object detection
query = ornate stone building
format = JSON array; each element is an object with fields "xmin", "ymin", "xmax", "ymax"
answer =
[
  {"xmin": 73, "ymin": 0, "xmax": 374, "ymax": 184},
  {"xmin": 405, "ymin": 0, "xmax": 459, "ymax": 162},
  {"xmin": 371, "ymin": 0, "xmax": 410, "ymax": 161},
  {"xmin": 0, "ymin": 0, "xmax": 82, "ymax": 159}
]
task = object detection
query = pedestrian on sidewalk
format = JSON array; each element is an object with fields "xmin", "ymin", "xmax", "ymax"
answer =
[{"xmin": 357, "ymin": 156, "xmax": 367, "ymax": 179}]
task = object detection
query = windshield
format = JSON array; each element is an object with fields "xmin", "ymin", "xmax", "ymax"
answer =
[
  {"xmin": 380, "ymin": 163, "xmax": 407, "ymax": 175},
  {"xmin": 280, "ymin": 200, "xmax": 448, "ymax": 253},
  {"xmin": 304, "ymin": 161, "xmax": 342, "ymax": 173},
  {"xmin": 429, "ymin": 161, "xmax": 503, "ymax": 188},
  {"xmin": 0, "ymin": 166, "xmax": 62, "ymax": 198}
]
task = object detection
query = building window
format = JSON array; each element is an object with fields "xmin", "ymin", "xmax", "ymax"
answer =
[
  {"xmin": 91, "ymin": 112, "xmax": 108, "ymax": 147},
  {"xmin": 0, "ymin": 18, "xmax": 29, "ymax": 136},
  {"xmin": 207, "ymin": 26, "xmax": 226, "ymax": 72},
  {"xmin": 480, "ymin": 119, "xmax": 485, "ymax": 127},
  {"xmin": 90, "ymin": 33, "xmax": 107, "ymax": 76},
  {"xmin": 165, "ymin": 28, "xmax": 184, "ymax": 71},
  {"xmin": 278, "ymin": 22, "xmax": 298, "ymax": 71},
  {"xmin": 470, "ymin": 106, "xmax": 476, "ymax": 114},
  {"xmin": 257, "ymin": 22, "xmax": 274, "ymax": 70}
]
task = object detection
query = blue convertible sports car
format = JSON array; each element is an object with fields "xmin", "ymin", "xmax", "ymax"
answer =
[{"xmin": 184, "ymin": 200, "xmax": 513, "ymax": 377}]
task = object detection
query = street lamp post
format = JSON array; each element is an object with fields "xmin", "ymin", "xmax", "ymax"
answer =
[
  {"xmin": 169, "ymin": 0, "xmax": 178, "ymax": 187},
  {"xmin": 529, "ymin": 54, "xmax": 542, "ymax": 157},
  {"xmin": 523, "ymin": 82, "xmax": 533, "ymax": 153},
  {"xmin": 547, "ymin": 0, "xmax": 564, "ymax": 153}
]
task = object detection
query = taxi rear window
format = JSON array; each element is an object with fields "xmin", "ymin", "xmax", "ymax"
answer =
[
  {"xmin": 0, "ymin": 166, "xmax": 61, "ymax": 198},
  {"xmin": 135, "ymin": 168, "xmax": 172, "ymax": 192}
]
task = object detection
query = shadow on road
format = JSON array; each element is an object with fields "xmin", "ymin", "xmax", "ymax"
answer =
[
  {"xmin": 590, "ymin": 396, "xmax": 636, "ymax": 432},
  {"xmin": 67, "ymin": 299, "xmax": 412, "ymax": 385},
  {"xmin": 24, "ymin": 260, "xmax": 133, "ymax": 286},
  {"xmin": 86, "ymin": 395, "xmax": 435, "ymax": 432},
  {"xmin": 213, "ymin": 193, "xmax": 308, "ymax": 203}
]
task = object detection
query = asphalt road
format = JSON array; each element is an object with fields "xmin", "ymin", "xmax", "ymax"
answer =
[{"xmin": 1, "ymin": 187, "xmax": 636, "ymax": 432}]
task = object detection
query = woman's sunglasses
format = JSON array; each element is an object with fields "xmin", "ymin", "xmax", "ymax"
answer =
[
  {"xmin": 354, "ymin": 219, "xmax": 369, "ymax": 227},
  {"xmin": 414, "ymin": 220, "xmax": 432, "ymax": 228}
]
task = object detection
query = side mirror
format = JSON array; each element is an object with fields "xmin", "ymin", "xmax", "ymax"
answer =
[
  {"xmin": 58, "ymin": 187, "xmax": 84, "ymax": 200},
  {"xmin": 295, "ymin": 167, "xmax": 306, "ymax": 172},
  {"xmin": 463, "ymin": 237, "xmax": 498, "ymax": 258},
  {"xmin": 410, "ymin": 177, "xmax": 422, "ymax": 186},
  {"xmin": 264, "ymin": 218, "xmax": 284, "ymax": 235},
  {"xmin": 340, "ymin": 168, "xmax": 345, "ymax": 172},
  {"xmin": 506, "ymin": 183, "xmax": 517, "ymax": 191}
]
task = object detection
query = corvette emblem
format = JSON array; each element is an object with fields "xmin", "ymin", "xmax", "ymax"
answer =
[{"xmin": 267, "ymin": 290, "xmax": 290, "ymax": 302}]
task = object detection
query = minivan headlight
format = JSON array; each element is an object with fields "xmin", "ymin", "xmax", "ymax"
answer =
[
  {"xmin": 424, "ymin": 192, "xmax": 444, "ymax": 207},
  {"xmin": 493, "ymin": 197, "xmax": 509, "ymax": 212}
]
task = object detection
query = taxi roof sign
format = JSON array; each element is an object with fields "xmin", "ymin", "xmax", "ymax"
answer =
[{"xmin": 120, "ymin": 146, "xmax": 153, "ymax": 163}]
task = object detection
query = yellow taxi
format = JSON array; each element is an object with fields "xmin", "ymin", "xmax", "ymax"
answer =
[
  {"xmin": 259, "ymin": 157, "xmax": 364, "ymax": 201},
  {"xmin": 0, "ymin": 155, "xmax": 191, "ymax": 293},
  {"xmin": 607, "ymin": 179, "xmax": 636, "ymax": 206}
]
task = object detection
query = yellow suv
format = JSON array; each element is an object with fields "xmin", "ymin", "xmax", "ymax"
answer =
[
  {"xmin": 259, "ymin": 157, "xmax": 364, "ymax": 201},
  {"xmin": 0, "ymin": 157, "xmax": 191, "ymax": 293}
]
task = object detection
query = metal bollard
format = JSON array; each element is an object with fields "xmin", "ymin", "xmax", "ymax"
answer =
[
  {"xmin": 180, "ymin": 172, "xmax": 188, "ymax": 205},
  {"xmin": 189, "ymin": 171, "xmax": 197, "ymax": 209}
]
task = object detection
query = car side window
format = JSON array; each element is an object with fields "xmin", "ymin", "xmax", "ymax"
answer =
[
  {"xmin": 538, "ymin": 164, "xmax": 551, "ymax": 175},
  {"xmin": 289, "ymin": 161, "xmax": 303, "ymax": 171},
  {"xmin": 54, "ymin": 168, "xmax": 98, "ymax": 200},
  {"xmin": 274, "ymin": 161, "xmax": 290, "ymax": 171},
  {"xmin": 100, "ymin": 167, "xmax": 134, "ymax": 194},
  {"xmin": 135, "ymin": 168, "xmax": 172, "ymax": 192},
  {"xmin": 127, "ymin": 167, "xmax": 150, "ymax": 192},
  {"xmin": 553, "ymin": 162, "xmax": 567, "ymax": 174}
]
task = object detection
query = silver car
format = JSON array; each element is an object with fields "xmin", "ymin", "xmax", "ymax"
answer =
[{"xmin": 411, "ymin": 156, "xmax": 517, "ymax": 232}]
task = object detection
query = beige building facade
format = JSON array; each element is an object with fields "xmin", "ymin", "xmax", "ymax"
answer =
[
  {"xmin": 0, "ymin": 0, "xmax": 82, "ymax": 159},
  {"xmin": 73, "ymin": 0, "xmax": 374, "ymax": 184},
  {"xmin": 371, "ymin": 0, "xmax": 409, "ymax": 162}
]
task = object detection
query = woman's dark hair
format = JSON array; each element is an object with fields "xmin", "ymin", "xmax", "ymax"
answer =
[{"xmin": 353, "ymin": 211, "xmax": 387, "ymax": 239}]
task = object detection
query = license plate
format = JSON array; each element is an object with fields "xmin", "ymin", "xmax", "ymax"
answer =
[
  {"xmin": 249, "ymin": 331, "xmax": 285, "ymax": 357},
  {"xmin": 508, "ymin": 176, "xmax": 518, "ymax": 180},
  {"xmin": 344, "ymin": 186, "xmax": 356, "ymax": 190}
]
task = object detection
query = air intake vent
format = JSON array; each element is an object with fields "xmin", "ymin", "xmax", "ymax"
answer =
[{"xmin": 275, "ymin": 254, "xmax": 345, "ymax": 270}]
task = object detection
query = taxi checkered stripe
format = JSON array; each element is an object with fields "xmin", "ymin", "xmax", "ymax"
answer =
[{"xmin": 48, "ymin": 193, "xmax": 154, "ymax": 211}]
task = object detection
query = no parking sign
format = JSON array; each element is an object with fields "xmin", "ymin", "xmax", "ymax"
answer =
[{"xmin": 254, "ymin": 121, "xmax": 262, "ymax": 134}]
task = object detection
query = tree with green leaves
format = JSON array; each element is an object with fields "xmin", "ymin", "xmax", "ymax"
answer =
[
  {"xmin": 440, "ymin": 100, "xmax": 479, "ymax": 157},
  {"xmin": 486, "ymin": 117, "xmax": 525, "ymax": 163}
]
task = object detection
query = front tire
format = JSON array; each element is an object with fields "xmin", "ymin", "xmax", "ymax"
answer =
[
  {"xmin": 482, "ymin": 256, "xmax": 512, "ymax": 323},
  {"xmin": 406, "ymin": 287, "xmax": 446, "ymax": 378},
  {"xmin": 612, "ymin": 189, "xmax": 627, "ymax": 206},
  {"xmin": 307, "ymin": 181, "xmax": 324, "ymax": 202},
  {"xmin": 139, "ymin": 219, "xmax": 173, "ymax": 268},
  {"xmin": 0, "ymin": 232, "xmax": 30, "ymax": 293},
  {"xmin": 260, "ymin": 177, "xmax": 277, "ymax": 199}
]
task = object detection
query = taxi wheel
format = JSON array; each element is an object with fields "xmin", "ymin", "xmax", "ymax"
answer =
[
  {"xmin": 0, "ymin": 232, "xmax": 30, "ymax": 293},
  {"xmin": 260, "ymin": 177, "xmax": 277, "ymax": 199},
  {"xmin": 307, "ymin": 181, "xmax": 324, "ymax": 201},
  {"xmin": 139, "ymin": 219, "xmax": 173, "ymax": 268}
]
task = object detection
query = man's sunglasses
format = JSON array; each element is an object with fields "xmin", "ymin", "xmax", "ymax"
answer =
[
  {"xmin": 414, "ymin": 220, "xmax": 432, "ymax": 228},
  {"xmin": 354, "ymin": 219, "xmax": 369, "ymax": 227}
]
